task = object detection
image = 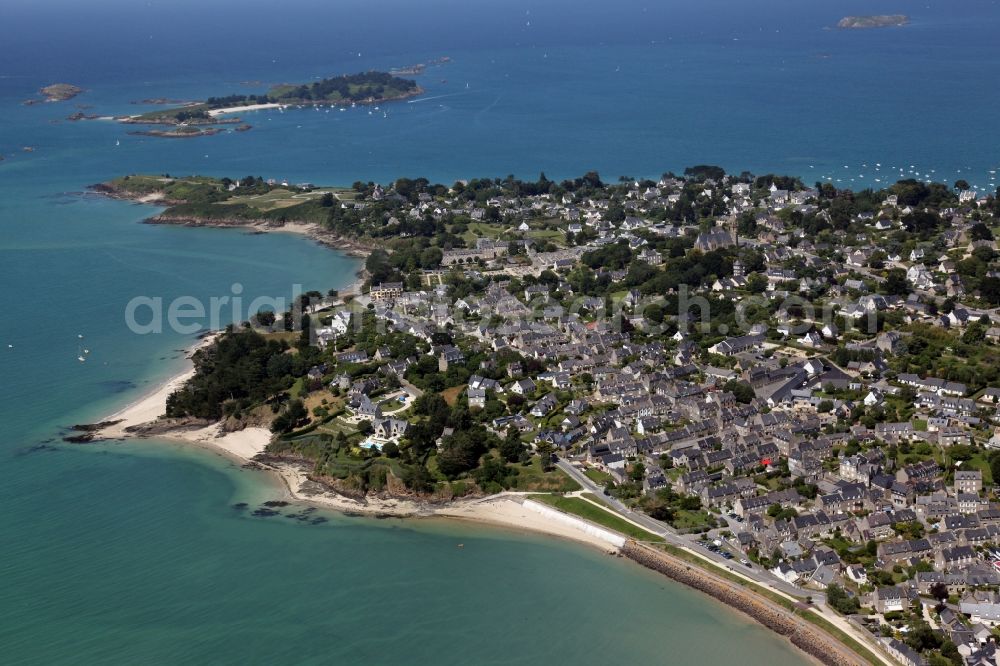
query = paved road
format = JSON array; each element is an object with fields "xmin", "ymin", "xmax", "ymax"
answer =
[
  {"xmin": 555, "ymin": 457, "xmax": 902, "ymax": 664},
  {"xmin": 555, "ymin": 458, "xmax": 818, "ymax": 601}
]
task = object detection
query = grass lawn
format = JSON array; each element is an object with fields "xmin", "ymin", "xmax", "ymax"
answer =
[
  {"xmin": 671, "ymin": 510, "xmax": 715, "ymax": 531},
  {"xmin": 440, "ymin": 385, "xmax": 465, "ymax": 406},
  {"xmin": 219, "ymin": 186, "xmax": 352, "ymax": 212},
  {"xmin": 315, "ymin": 417, "xmax": 357, "ymax": 438},
  {"xmin": 525, "ymin": 228, "xmax": 566, "ymax": 246},
  {"xmin": 508, "ymin": 458, "xmax": 580, "ymax": 493},
  {"xmin": 459, "ymin": 221, "xmax": 507, "ymax": 244},
  {"xmin": 532, "ymin": 495, "xmax": 663, "ymax": 543},
  {"xmin": 581, "ymin": 492, "xmax": 610, "ymax": 506},
  {"xmin": 584, "ymin": 468, "xmax": 613, "ymax": 486},
  {"xmin": 261, "ymin": 330, "xmax": 300, "ymax": 344},
  {"xmin": 963, "ymin": 452, "xmax": 994, "ymax": 484}
]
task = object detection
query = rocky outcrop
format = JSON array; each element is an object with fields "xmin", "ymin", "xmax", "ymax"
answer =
[
  {"xmin": 837, "ymin": 15, "xmax": 908, "ymax": 29},
  {"xmin": 622, "ymin": 542, "xmax": 871, "ymax": 666},
  {"xmin": 63, "ymin": 420, "xmax": 124, "ymax": 442},
  {"xmin": 123, "ymin": 416, "xmax": 214, "ymax": 436}
]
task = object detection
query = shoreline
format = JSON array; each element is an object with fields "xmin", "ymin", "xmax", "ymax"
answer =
[
  {"xmin": 91, "ymin": 369, "xmax": 623, "ymax": 554},
  {"xmin": 207, "ymin": 103, "xmax": 280, "ymax": 117},
  {"xmin": 80, "ymin": 189, "xmax": 874, "ymax": 666},
  {"xmin": 133, "ymin": 88, "xmax": 426, "ymax": 122},
  {"xmin": 95, "ymin": 332, "xmax": 220, "ymax": 439},
  {"xmin": 149, "ymin": 216, "xmax": 376, "ymax": 258},
  {"xmin": 85, "ymin": 335, "xmax": 871, "ymax": 666},
  {"xmin": 622, "ymin": 542, "xmax": 875, "ymax": 666}
]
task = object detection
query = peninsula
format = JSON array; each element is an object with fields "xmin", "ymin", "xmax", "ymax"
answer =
[
  {"xmin": 837, "ymin": 15, "xmax": 909, "ymax": 30},
  {"xmin": 90, "ymin": 166, "xmax": 1000, "ymax": 666}
]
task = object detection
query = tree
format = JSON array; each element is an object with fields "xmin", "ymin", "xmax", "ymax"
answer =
[
  {"xmin": 401, "ymin": 464, "xmax": 434, "ymax": 493},
  {"xmin": 883, "ymin": 268, "xmax": 909, "ymax": 296},
  {"xmin": 767, "ymin": 503, "xmax": 797, "ymax": 521},
  {"xmin": 684, "ymin": 165, "xmax": 726, "ymax": 181},
  {"xmin": 271, "ymin": 399, "xmax": 307, "ymax": 433},
  {"xmin": 826, "ymin": 584, "xmax": 860, "ymax": 615},
  {"xmin": 644, "ymin": 302, "xmax": 665, "ymax": 325},
  {"xmin": 970, "ymin": 223, "xmax": 994, "ymax": 241},
  {"xmin": 980, "ymin": 276, "xmax": 1000, "ymax": 306},
  {"xmin": 474, "ymin": 456, "xmax": 514, "ymax": 490},
  {"xmin": 746, "ymin": 272, "xmax": 768, "ymax": 294},
  {"xmin": 535, "ymin": 441, "xmax": 555, "ymax": 471},
  {"xmin": 954, "ymin": 179, "xmax": 970, "ymax": 191},
  {"xmin": 723, "ymin": 380, "xmax": 756, "ymax": 404},
  {"xmin": 254, "ymin": 309, "xmax": 276, "ymax": 328},
  {"xmin": 499, "ymin": 427, "xmax": 525, "ymax": 462},
  {"xmin": 905, "ymin": 622, "xmax": 943, "ymax": 652},
  {"xmin": 962, "ymin": 321, "xmax": 987, "ymax": 344},
  {"xmin": 990, "ymin": 452, "xmax": 1000, "ymax": 488},
  {"xmin": 929, "ymin": 582, "xmax": 949, "ymax": 603}
]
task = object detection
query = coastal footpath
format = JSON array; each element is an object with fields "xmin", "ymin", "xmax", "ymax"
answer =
[{"xmin": 622, "ymin": 541, "xmax": 871, "ymax": 666}]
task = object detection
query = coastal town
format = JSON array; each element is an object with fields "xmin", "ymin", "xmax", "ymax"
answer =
[{"xmin": 99, "ymin": 167, "xmax": 1000, "ymax": 666}]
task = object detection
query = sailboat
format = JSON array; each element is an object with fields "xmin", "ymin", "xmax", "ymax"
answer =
[{"xmin": 115, "ymin": 139, "xmax": 120, "ymax": 147}]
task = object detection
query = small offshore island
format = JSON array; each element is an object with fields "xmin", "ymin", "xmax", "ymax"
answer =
[
  {"xmin": 23, "ymin": 83, "xmax": 84, "ymax": 105},
  {"xmin": 837, "ymin": 15, "xmax": 909, "ymax": 30},
  {"xmin": 86, "ymin": 166, "xmax": 1000, "ymax": 666},
  {"xmin": 118, "ymin": 71, "xmax": 422, "ymax": 137}
]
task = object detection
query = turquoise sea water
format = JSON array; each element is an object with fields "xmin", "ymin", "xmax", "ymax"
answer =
[{"xmin": 2, "ymin": 0, "xmax": 998, "ymax": 662}]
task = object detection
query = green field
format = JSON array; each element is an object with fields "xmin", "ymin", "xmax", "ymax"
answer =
[
  {"xmin": 103, "ymin": 175, "xmax": 357, "ymax": 225},
  {"xmin": 220, "ymin": 187, "xmax": 351, "ymax": 212},
  {"xmin": 584, "ymin": 468, "xmax": 614, "ymax": 485},
  {"xmin": 132, "ymin": 104, "xmax": 211, "ymax": 122},
  {"xmin": 507, "ymin": 459, "xmax": 580, "ymax": 493},
  {"xmin": 532, "ymin": 494, "xmax": 664, "ymax": 542}
]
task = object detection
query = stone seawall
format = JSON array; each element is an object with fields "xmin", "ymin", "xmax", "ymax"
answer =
[
  {"xmin": 522, "ymin": 499, "xmax": 627, "ymax": 548},
  {"xmin": 621, "ymin": 541, "xmax": 874, "ymax": 666}
]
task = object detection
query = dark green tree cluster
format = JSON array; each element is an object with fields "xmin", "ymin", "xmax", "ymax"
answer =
[
  {"xmin": 166, "ymin": 327, "xmax": 310, "ymax": 420},
  {"xmin": 825, "ymin": 584, "xmax": 860, "ymax": 615}
]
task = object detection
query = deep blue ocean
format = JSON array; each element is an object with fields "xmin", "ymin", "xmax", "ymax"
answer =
[{"xmin": 1, "ymin": 0, "xmax": 997, "ymax": 662}]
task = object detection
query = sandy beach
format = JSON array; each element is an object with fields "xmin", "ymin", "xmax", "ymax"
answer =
[
  {"xmin": 267, "ymin": 459, "xmax": 623, "ymax": 552},
  {"xmin": 94, "ymin": 361, "xmax": 623, "ymax": 554},
  {"xmin": 96, "ymin": 332, "xmax": 219, "ymax": 439},
  {"xmin": 90, "ymin": 323, "xmax": 625, "ymax": 555},
  {"xmin": 207, "ymin": 103, "xmax": 281, "ymax": 117},
  {"xmin": 436, "ymin": 497, "xmax": 624, "ymax": 552}
]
